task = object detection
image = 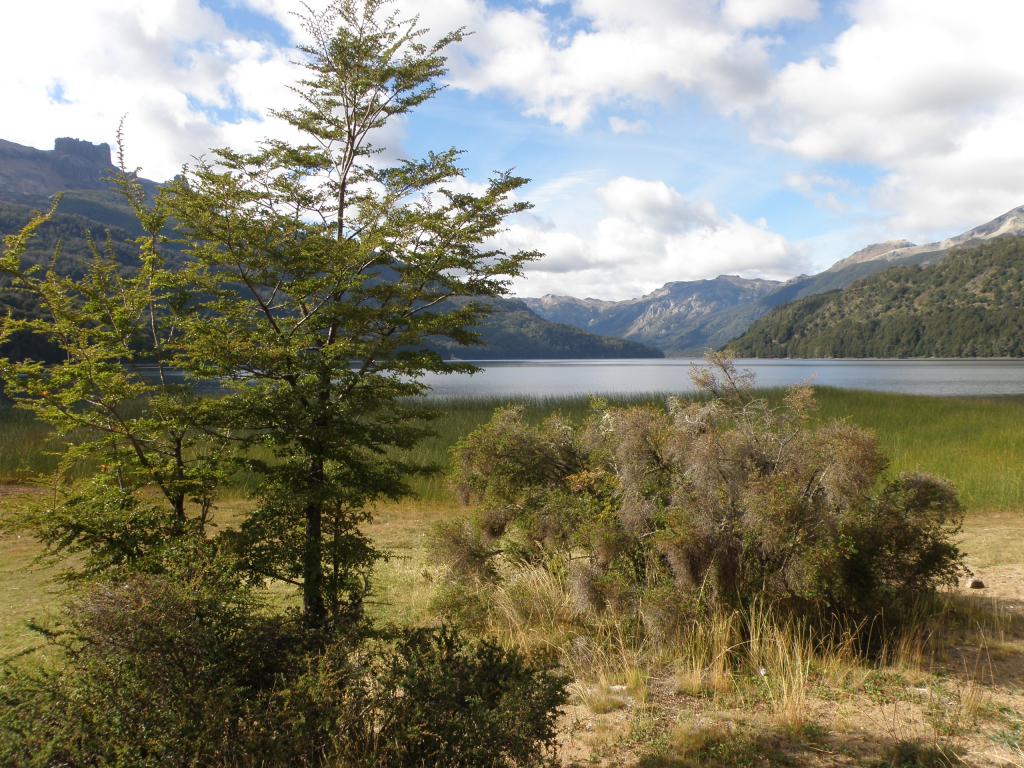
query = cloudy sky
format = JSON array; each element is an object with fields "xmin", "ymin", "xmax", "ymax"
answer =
[{"xmin": 3, "ymin": 0, "xmax": 1024, "ymax": 299}]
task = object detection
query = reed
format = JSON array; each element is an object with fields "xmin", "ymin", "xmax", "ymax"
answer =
[{"xmin": 3, "ymin": 388, "xmax": 1022, "ymax": 509}]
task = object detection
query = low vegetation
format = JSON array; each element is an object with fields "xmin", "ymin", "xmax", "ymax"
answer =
[
  {"xmin": 439, "ymin": 357, "xmax": 965, "ymax": 637},
  {"xmin": 2, "ymin": 380, "xmax": 1024, "ymax": 765},
  {"xmin": 0, "ymin": 550, "xmax": 565, "ymax": 768}
]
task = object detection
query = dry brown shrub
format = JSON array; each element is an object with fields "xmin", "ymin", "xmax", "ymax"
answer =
[{"xmin": 435, "ymin": 356, "xmax": 966, "ymax": 648}]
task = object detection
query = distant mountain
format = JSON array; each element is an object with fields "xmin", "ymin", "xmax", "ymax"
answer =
[
  {"xmin": 0, "ymin": 136, "xmax": 656, "ymax": 361},
  {"xmin": 729, "ymin": 235, "xmax": 1024, "ymax": 358},
  {"xmin": 828, "ymin": 207, "xmax": 1024, "ymax": 272},
  {"xmin": 1, "ymin": 137, "xmax": 121, "ymax": 197},
  {"xmin": 0, "ymin": 137, "xmax": 159, "ymax": 233},
  {"xmin": 523, "ymin": 205, "xmax": 1024, "ymax": 357},
  {"xmin": 765, "ymin": 205, "xmax": 1024, "ymax": 307},
  {"xmin": 524, "ymin": 275, "xmax": 781, "ymax": 356},
  {"xmin": 825, "ymin": 240, "xmax": 916, "ymax": 272},
  {"xmin": 428, "ymin": 298, "xmax": 662, "ymax": 359}
]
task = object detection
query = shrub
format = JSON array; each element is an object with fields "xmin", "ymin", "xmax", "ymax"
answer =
[
  {"xmin": 437, "ymin": 356, "xmax": 966, "ymax": 642},
  {"xmin": 0, "ymin": 551, "xmax": 566, "ymax": 767},
  {"xmin": 297, "ymin": 626, "xmax": 566, "ymax": 767},
  {"xmin": 0, "ymin": 549, "xmax": 307, "ymax": 767}
]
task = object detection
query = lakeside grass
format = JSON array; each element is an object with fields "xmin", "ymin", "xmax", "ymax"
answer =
[
  {"xmin": 400, "ymin": 388, "xmax": 1024, "ymax": 511},
  {"xmin": 2, "ymin": 388, "xmax": 1024, "ymax": 765},
  {"xmin": 3, "ymin": 388, "xmax": 1024, "ymax": 510}
]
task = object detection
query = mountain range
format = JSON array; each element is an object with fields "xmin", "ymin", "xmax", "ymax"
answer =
[
  {"xmin": 525, "ymin": 205, "xmax": 1024, "ymax": 357},
  {"xmin": 524, "ymin": 275, "xmax": 779, "ymax": 355},
  {"xmin": 5, "ymin": 135, "xmax": 1023, "ymax": 360},
  {"xmin": 0, "ymin": 137, "xmax": 661, "ymax": 361}
]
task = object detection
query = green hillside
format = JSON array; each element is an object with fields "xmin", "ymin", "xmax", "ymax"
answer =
[
  {"xmin": 730, "ymin": 235, "xmax": 1024, "ymax": 358},
  {"xmin": 427, "ymin": 299, "xmax": 662, "ymax": 359}
]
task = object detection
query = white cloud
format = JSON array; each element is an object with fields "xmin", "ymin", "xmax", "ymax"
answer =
[
  {"xmin": 597, "ymin": 177, "xmax": 718, "ymax": 232},
  {"xmin": 235, "ymin": 0, "xmax": 306, "ymax": 39},
  {"xmin": 608, "ymin": 116, "xmax": 648, "ymax": 134},
  {"xmin": 0, "ymin": 0, "xmax": 302, "ymax": 180},
  {"xmin": 784, "ymin": 172, "xmax": 848, "ymax": 214},
  {"xmin": 442, "ymin": 0, "xmax": 779, "ymax": 129},
  {"xmin": 722, "ymin": 0, "xmax": 819, "ymax": 29},
  {"xmin": 754, "ymin": 0, "xmax": 1024, "ymax": 235},
  {"xmin": 507, "ymin": 176, "xmax": 807, "ymax": 299}
]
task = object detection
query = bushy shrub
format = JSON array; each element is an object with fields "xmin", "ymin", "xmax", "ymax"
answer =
[
  {"xmin": 293, "ymin": 626, "xmax": 566, "ymax": 767},
  {"xmin": 438, "ymin": 356, "xmax": 965, "ymax": 640},
  {"xmin": 0, "ymin": 551, "xmax": 566, "ymax": 767},
  {"xmin": 0, "ymin": 550, "xmax": 307, "ymax": 767}
]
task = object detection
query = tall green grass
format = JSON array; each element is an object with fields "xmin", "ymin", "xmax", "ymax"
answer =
[
  {"xmin": 2, "ymin": 388, "xmax": 1022, "ymax": 510},
  {"xmin": 404, "ymin": 389, "xmax": 1024, "ymax": 511},
  {"xmin": 0, "ymin": 408, "xmax": 60, "ymax": 481},
  {"xmin": 812, "ymin": 389, "xmax": 1024, "ymax": 511}
]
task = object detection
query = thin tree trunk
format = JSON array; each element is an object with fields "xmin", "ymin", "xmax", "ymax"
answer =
[
  {"xmin": 303, "ymin": 456, "xmax": 327, "ymax": 629},
  {"xmin": 172, "ymin": 495, "xmax": 186, "ymax": 535}
]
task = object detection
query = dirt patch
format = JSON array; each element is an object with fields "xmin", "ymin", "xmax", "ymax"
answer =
[{"xmin": 962, "ymin": 565, "xmax": 1024, "ymax": 604}]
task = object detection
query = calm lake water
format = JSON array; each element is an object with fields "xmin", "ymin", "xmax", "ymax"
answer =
[{"xmin": 420, "ymin": 359, "xmax": 1024, "ymax": 398}]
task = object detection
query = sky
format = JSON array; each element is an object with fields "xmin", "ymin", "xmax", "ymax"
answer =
[{"xmin": 3, "ymin": 0, "xmax": 1024, "ymax": 299}]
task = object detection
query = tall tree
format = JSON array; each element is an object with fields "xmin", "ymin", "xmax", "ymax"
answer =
[{"xmin": 170, "ymin": 0, "xmax": 539, "ymax": 628}]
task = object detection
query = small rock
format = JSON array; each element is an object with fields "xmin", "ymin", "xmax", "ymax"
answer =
[
  {"xmin": 608, "ymin": 684, "xmax": 627, "ymax": 693},
  {"xmin": 969, "ymin": 578, "xmax": 986, "ymax": 589}
]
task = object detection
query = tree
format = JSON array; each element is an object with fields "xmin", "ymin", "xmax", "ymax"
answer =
[
  {"xmin": 0, "ymin": 154, "xmax": 227, "ymax": 577},
  {"xmin": 169, "ymin": 0, "xmax": 539, "ymax": 628}
]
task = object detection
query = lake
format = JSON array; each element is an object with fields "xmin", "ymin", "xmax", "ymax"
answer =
[{"xmin": 420, "ymin": 359, "xmax": 1024, "ymax": 398}]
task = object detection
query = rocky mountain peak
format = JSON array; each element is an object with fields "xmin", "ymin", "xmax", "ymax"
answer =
[
  {"xmin": 53, "ymin": 137, "xmax": 112, "ymax": 165},
  {"xmin": 0, "ymin": 136, "xmax": 158, "ymax": 201},
  {"xmin": 825, "ymin": 204, "xmax": 1024, "ymax": 275},
  {"xmin": 956, "ymin": 205, "xmax": 1024, "ymax": 241},
  {"xmin": 826, "ymin": 240, "xmax": 917, "ymax": 272}
]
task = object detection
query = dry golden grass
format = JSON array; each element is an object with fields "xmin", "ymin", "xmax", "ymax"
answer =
[{"xmin": 1, "ymin": 454, "xmax": 1023, "ymax": 765}]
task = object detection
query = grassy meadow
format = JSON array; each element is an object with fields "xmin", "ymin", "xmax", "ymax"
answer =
[
  {"xmin": 3, "ymin": 387, "xmax": 1024, "ymax": 510},
  {"xmin": 387, "ymin": 387, "xmax": 1024, "ymax": 512},
  {"xmin": 2, "ymin": 387, "xmax": 1024, "ymax": 765}
]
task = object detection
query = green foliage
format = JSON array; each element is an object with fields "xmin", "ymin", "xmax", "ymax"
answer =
[
  {"xmin": 732, "ymin": 236, "xmax": 1024, "ymax": 357},
  {"xmin": 0, "ymin": 551, "xmax": 565, "ymax": 768},
  {"xmin": 0, "ymin": 548, "xmax": 305, "ymax": 767},
  {"xmin": 0, "ymin": 170, "xmax": 228, "ymax": 578},
  {"xmin": 166, "ymin": 0, "xmax": 537, "ymax": 628},
  {"xmin": 293, "ymin": 625, "xmax": 566, "ymax": 767},
  {"xmin": 439, "ymin": 357, "xmax": 966, "ymax": 639}
]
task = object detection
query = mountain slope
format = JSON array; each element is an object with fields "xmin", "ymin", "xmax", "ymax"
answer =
[
  {"xmin": 524, "ymin": 275, "xmax": 780, "ymax": 356},
  {"xmin": 428, "ymin": 299, "xmax": 662, "ymax": 359},
  {"xmin": 0, "ymin": 137, "xmax": 159, "ymax": 233},
  {"xmin": 767, "ymin": 205, "xmax": 1024, "ymax": 308},
  {"xmin": 729, "ymin": 236, "xmax": 1024, "ymax": 358},
  {"xmin": 0, "ymin": 136, "xmax": 656, "ymax": 360}
]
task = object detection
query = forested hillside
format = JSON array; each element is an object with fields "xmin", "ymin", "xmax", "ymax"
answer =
[
  {"xmin": 730, "ymin": 236, "xmax": 1024, "ymax": 358},
  {"xmin": 427, "ymin": 298, "xmax": 662, "ymax": 359}
]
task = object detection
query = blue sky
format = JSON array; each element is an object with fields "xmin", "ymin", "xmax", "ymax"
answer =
[{"xmin": 3, "ymin": 0, "xmax": 1024, "ymax": 298}]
